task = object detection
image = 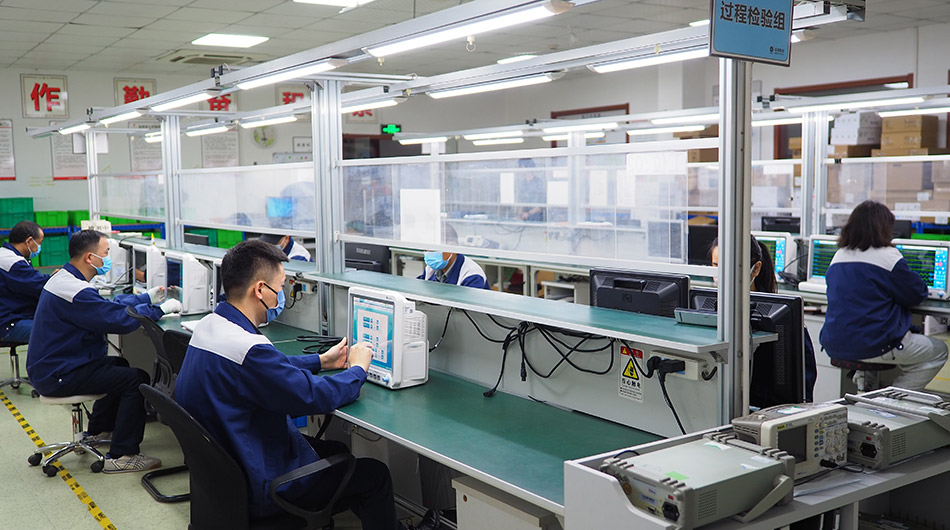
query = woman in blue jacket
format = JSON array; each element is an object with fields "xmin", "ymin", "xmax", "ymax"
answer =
[{"xmin": 820, "ymin": 200, "xmax": 948, "ymax": 391}]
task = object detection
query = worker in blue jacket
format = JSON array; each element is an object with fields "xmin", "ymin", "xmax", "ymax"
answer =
[
  {"xmin": 418, "ymin": 225, "xmax": 489, "ymax": 290},
  {"xmin": 259, "ymin": 233, "xmax": 312, "ymax": 262},
  {"xmin": 820, "ymin": 200, "xmax": 948, "ymax": 391},
  {"xmin": 175, "ymin": 240, "xmax": 404, "ymax": 529},
  {"xmin": 0, "ymin": 221, "xmax": 49, "ymax": 343},
  {"xmin": 27, "ymin": 230, "xmax": 180, "ymax": 473}
]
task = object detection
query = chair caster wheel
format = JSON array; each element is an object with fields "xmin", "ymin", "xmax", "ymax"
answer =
[
  {"xmin": 11, "ymin": 382, "xmax": 19, "ymax": 390},
  {"xmin": 28, "ymin": 454, "xmax": 42, "ymax": 466},
  {"xmin": 43, "ymin": 464, "xmax": 58, "ymax": 477},
  {"xmin": 31, "ymin": 390, "xmax": 38, "ymax": 398},
  {"xmin": 90, "ymin": 460, "xmax": 104, "ymax": 473}
]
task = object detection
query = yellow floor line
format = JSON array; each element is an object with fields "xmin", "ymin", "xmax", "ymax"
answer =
[{"xmin": 1, "ymin": 390, "xmax": 117, "ymax": 530}]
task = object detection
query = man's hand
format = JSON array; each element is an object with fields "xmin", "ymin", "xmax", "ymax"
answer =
[
  {"xmin": 148, "ymin": 285, "xmax": 166, "ymax": 304},
  {"xmin": 347, "ymin": 342, "xmax": 374, "ymax": 373},
  {"xmin": 160, "ymin": 298, "xmax": 183, "ymax": 315},
  {"xmin": 319, "ymin": 337, "xmax": 349, "ymax": 370}
]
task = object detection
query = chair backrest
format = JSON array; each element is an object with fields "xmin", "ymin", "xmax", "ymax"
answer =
[
  {"xmin": 139, "ymin": 384, "xmax": 253, "ymax": 530},
  {"xmin": 162, "ymin": 329, "xmax": 191, "ymax": 375},
  {"xmin": 126, "ymin": 306, "xmax": 175, "ymax": 393}
]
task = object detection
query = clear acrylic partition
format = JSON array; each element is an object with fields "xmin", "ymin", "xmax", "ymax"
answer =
[
  {"xmin": 95, "ymin": 172, "xmax": 166, "ymax": 221},
  {"xmin": 178, "ymin": 162, "xmax": 316, "ymax": 235},
  {"xmin": 341, "ymin": 143, "xmax": 719, "ymax": 271},
  {"xmin": 687, "ymin": 159, "xmax": 800, "ymax": 229}
]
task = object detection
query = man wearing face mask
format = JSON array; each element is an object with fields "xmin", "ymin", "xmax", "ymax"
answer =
[
  {"xmin": 26, "ymin": 230, "xmax": 181, "ymax": 473},
  {"xmin": 0, "ymin": 221, "xmax": 50, "ymax": 343},
  {"xmin": 176, "ymin": 240, "xmax": 406, "ymax": 529},
  {"xmin": 259, "ymin": 233, "xmax": 312, "ymax": 262},
  {"xmin": 417, "ymin": 226, "xmax": 489, "ymax": 290}
]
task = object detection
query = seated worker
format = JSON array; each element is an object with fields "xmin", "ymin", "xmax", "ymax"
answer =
[
  {"xmin": 820, "ymin": 200, "xmax": 948, "ymax": 391},
  {"xmin": 175, "ymin": 240, "xmax": 405, "ymax": 529},
  {"xmin": 0, "ymin": 221, "xmax": 50, "ymax": 343},
  {"xmin": 711, "ymin": 235, "xmax": 818, "ymax": 403},
  {"xmin": 418, "ymin": 226, "xmax": 489, "ymax": 290},
  {"xmin": 26, "ymin": 230, "xmax": 180, "ymax": 473},
  {"xmin": 516, "ymin": 158, "xmax": 546, "ymax": 221},
  {"xmin": 259, "ymin": 234, "xmax": 312, "ymax": 262}
]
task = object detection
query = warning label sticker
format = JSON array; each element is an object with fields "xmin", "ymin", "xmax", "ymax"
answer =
[{"xmin": 619, "ymin": 349, "xmax": 643, "ymax": 402}]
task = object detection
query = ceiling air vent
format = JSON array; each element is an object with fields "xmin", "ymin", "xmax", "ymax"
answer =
[{"xmin": 157, "ymin": 49, "xmax": 267, "ymax": 66}]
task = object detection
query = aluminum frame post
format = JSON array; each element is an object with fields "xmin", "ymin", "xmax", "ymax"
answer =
[
  {"xmin": 85, "ymin": 131, "xmax": 100, "ymax": 221},
  {"xmin": 801, "ymin": 111, "xmax": 830, "ymax": 237},
  {"xmin": 717, "ymin": 58, "xmax": 753, "ymax": 422},
  {"xmin": 162, "ymin": 116, "xmax": 184, "ymax": 248},
  {"xmin": 312, "ymin": 80, "xmax": 344, "ymax": 334}
]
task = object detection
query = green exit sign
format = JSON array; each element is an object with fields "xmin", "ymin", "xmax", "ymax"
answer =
[{"xmin": 381, "ymin": 124, "xmax": 402, "ymax": 135}]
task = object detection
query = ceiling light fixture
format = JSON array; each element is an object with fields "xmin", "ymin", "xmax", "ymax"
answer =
[
  {"xmin": 497, "ymin": 54, "xmax": 538, "ymax": 64},
  {"xmin": 428, "ymin": 72, "xmax": 557, "ymax": 99},
  {"xmin": 185, "ymin": 125, "xmax": 231, "ymax": 137},
  {"xmin": 462, "ymin": 130, "xmax": 524, "ymax": 141},
  {"xmin": 651, "ymin": 113, "xmax": 720, "ymax": 125},
  {"xmin": 150, "ymin": 90, "xmax": 222, "ymax": 112},
  {"xmin": 365, "ymin": 0, "xmax": 570, "ymax": 57},
  {"xmin": 237, "ymin": 59, "xmax": 346, "ymax": 90},
  {"xmin": 883, "ymin": 82, "xmax": 910, "ymax": 90},
  {"xmin": 787, "ymin": 96, "xmax": 926, "ymax": 114},
  {"xmin": 238, "ymin": 115, "xmax": 298, "ymax": 129},
  {"xmin": 340, "ymin": 98, "xmax": 401, "ymax": 114},
  {"xmin": 541, "ymin": 132, "xmax": 606, "ymax": 141},
  {"xmin": 472, "ymin": 138, "xmax": 525, "ymax": 146},
  {"xmin": 878, "ymin": 106, "xmax": 950, "ymax": 118},
  {"xmin": 59, "ymin": 123, "xmax": 92, "ymax": 135},
  {"xmin": 751, "ymin": 116, "xmax": 834, "ymax": 127},
  {"xmin": 397, "ymin": 136, "xmax": 449, "ymax": 145},
  {"xmin": 99, "ymin": 111, "xmax": 142, "ymax": 125},
  {"xmin": 192, "ymin": 33, "xmax": 269, "ymax": 48},
  {"xmin": 541, "ymin": 121, "xmax": 619, "ymax": 134},
  {"xmin": 589, "ymin": 47, "xmax": 709, "ymax": 74},
  {"xmin": 143, "ymin": 131, "xmax": 162, "ymax": 143},
  {"xmin": 627, "ymin": 125, "xmax": 705, "ymax": 137},
  {"xmin": 689, "ymin": 19, "xmax": 710, "ymax": 27}
]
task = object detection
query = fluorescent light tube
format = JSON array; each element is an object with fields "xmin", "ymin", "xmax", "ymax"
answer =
[
  {"xmin": 788, "ymin": 96, "xmax": 926, "ymax": 114},
  {"xmin": 463, "ymin": 130, "xmax": 524, "ymax": 141},
  {"xmin": 151, "ymin": 91, "xmax": 220, "ymax": 112},
  {"xmin": 651, "ymin": 113, "xmax": 719, "ymax": 125},
  {"xmin": 497, "ymin": 54, "xmax": 537, "ymax": 64},
  {"xmin": 541, "ymin": 132, "xmax": 606, "ymax": 141},
  {"xmin": 340, "ymin": 98, "xmax": 400, "ymax": 114},
  {"xmin": 397, "ymin": 136, "xmax": 448, "ymax": 145},
  {"xmin": 428, "ymin": 73, "xmax": 554, "ymax": 99},
  {"xmin": 239, "ymin": 115, "xmax": 298, "ymax": 128},
  {"xmin": 752, "ymin": 116, "xmax": 834, "ymax": 127},
  {"xmin": 472, "ymin": 138, "xmax": 525, "ymax": 146},
  {"xmin": 143, "ymin": 132, "xmax": 162, "ymax": 143},
  {"xmin": 100, "ymin": 111, "xmax": 142, "ymax": 125},
  {"xmin": 627, "ymin": 125, "xmax": 705, "ymax": 136},
  {"xmin": 883, "ymin": 82, "xmax": 910, "ymax": 90},
  {"xmin": 589, "ymin": 47, "xmax": 709, "ymax": 74},
  {"xmin": 366, "ymin": 3, "xmax": 561, "ymax": 57},
  {"xmin": 192, "ymin": 33, "xmax": 269, "ymax": 48},
  {"xmin": 185, "ymin": 125, "xmax": 231, "ymax": 137},
  {"xmin": 237, "ymin": 59, "xmax": 345, "ymax": 90},
  {"xmin": 878, "ymin": 107, "xmax": 950, "ymax": 118},
  {"xmin": 59, "ymin": 123, "xmax": 91, "ymax": 135},
  {"xmin": 689, "ymin": 19, "xmax": 710, "ymax": 27},
  {"xmin": 541, "ymin": 122, "xmax": 619, "ymax": 134}
]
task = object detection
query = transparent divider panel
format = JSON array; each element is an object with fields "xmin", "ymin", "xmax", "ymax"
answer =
[
  {"xmin": 179, "ymin": 162, "xmax": 315, "ymax": 232},
  {"xmin": 96, "ymin": 173, "xmax": 165, "ymax": 219}
]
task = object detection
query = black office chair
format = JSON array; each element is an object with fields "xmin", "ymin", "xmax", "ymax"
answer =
[
  {"xmin": 830, "ymin": 358, "xmax": 894, "ymax": 392},
  {"xmin": 125, "ymin": 306, "xmax": 176, "ymax": 396},
  {"xmin": 139, "ymin": 384, "xmax": 356, "ymax": 530}
]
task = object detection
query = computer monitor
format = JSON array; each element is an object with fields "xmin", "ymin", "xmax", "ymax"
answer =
[
  {"xmin": 211, "ymin": 260, "xmax": 225, "ymax": 303},
  {"xmin": 805, "ymin": 235, "xmax": 838, "ymax": 282},
  {"xmin": 752, "ymin": 231, "xmax": 798, "ymax": 283},
  {"xmin": 105, "ymin": 238, "xmax": 130, "ymax": 285},
  {"xmin": 184, "ymin": 232, "xmax": 210, "ymax": 246},
  {"xmin": 165, "ymin": 251, "xmax": 212, "ymax": 315},
  {"xmin": 687, "ymin": 225, "xmax": 718, "ymax": 266},
  {"xmin": 146, "ymin": 245, "xmax": 166, "ymax": 290},
  {"xmin": 761, "ymin": 216, "xmax": 800, "ymax": 235},
  {"xmin": 689, "ymin": 288, "xmax": 806, "ymax": 408},
  {"xmin": 892, "ymin": 239, "xmax": 950, "ymax": 300},
  {"xmin": 266, "ymin": 197, "xmax": 295, "ymax": 218},
  {"xmin": 893, "ymin": 220, "xmax": 913, "ymax": 239},
  {"xmin": 344, "ymin": 243, "xmax": 391, "ymax": 273},
  {"xmin": 348, "ymin": 286, "xmax": 428, "ymax": 389},
  {"xmin": 131, "ymin": 247, "xmax": 148, "ymax": 294},
  {"xmin": 589, "ymin": 269, "xmax": 690, "ymax": 318}
]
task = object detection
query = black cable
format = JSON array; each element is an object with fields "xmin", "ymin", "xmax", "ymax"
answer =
[
  {"xmin": 794, "ymin": 462, "xmax": 865, "ymax": 486},
  {"xmin": 460, "ymin": 309, "xmax": 509, "ymax": 344},
  {"xmin": 486, "ymin": 313, "xmax": 517, "ymax": 331},
  {"xmin": 702, "ymin": 366, "xmax": 718, "ymax": 380},
  {"xmin": 484, "ymin": 327, "xmax": 521, "ymax": 397},
  {"xmin": 644, "ymin": 356, "xmax": 687, "ymax": 435},
  {"xmin": 613, "ymin": 449, "xmax": 640, "ymax": 460},
  {"xmin": 659, "ymin": 376, "xmax": 686, "ymax": 435},
  {"xmin": 429, "ymin": 308, "xmax": 454, "ymax": 352},
  {"xmin": 524, "ymin": 326, "xmax": 615, "ymax": 378}
]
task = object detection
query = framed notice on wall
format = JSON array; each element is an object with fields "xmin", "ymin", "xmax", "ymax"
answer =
[
  {"xmin": 0, "ymin": 119, "xmax": 14, "ymax": 180},
  {"xmin": 549, "ymin": 104, "xmax": 629, "ymax": 147},
  {"xmin": 201, "ymin": 130, "xmax": 240, "ymax": 168},
  {"xmin": 128, "ymin": 120, "xmax": 162, "ymax": 172},
  {"xmin": 22, "ymin": 74, "xmax": 68, "ymax": 119},
  {"xmin": 50, "ymin": 120, "xmax": 86, "ymax": 180},
  {"xmin": 115, "ymin": 78, "xmax": 157, "ymax": 106}
]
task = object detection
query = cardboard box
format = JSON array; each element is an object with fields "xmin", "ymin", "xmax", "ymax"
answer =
[
  {"xmin": 871, "ymin": 147, "xmax": 949, "ymax": 157},
  {"xmin": 882, "ymin": 114, "xmax": 938, "ymax": 133},
  {"xmin": 872, "ymin": 162, "xmax": 928, "ymax": 191},
  {"xmin": 932, "ymin": 185, "xmax": 950, "ymax": 200},
  {"xmin": 788, "ymin": 137, "xmax": 802, "ymax": 150},
  {"xmin": 869, "ymin": 190, "xmax": 931, "ymax": 209},
  {"xmin": 831, "ymin": 127, "xmax": 880, "ymax": 146},
  {"xmin": 675, "ymin": 124, "xmax": 718, "ymax": 139},
  {"xmin": 835, "ymin": 111, "xmax": 882, "ymax": 129},
  {"xmin": 687, "ymin": 148, "xmax": 718, "ymax": 162},
  {"xmin": 790, "ymin": 149, "xmax": 802, "ymax": 159},
  {"xmin": 880, "ymin": 130, "xmax": 938, "ymax": 150},
  {"xmin": 830, "ymin": 144, "xmax": 874, "ymax": 158},
  {"xmin": 932, "ymin": 161, "xmax": 950, "ymax": 183},
  {"xmin": 921, "ymin": 200, "xmax": 950, "ymax": 211}
]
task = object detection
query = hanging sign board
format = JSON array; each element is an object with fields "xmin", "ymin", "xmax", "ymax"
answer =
[
  {"xmin": 0, "ymin": 119, "xmax": 14, "ymax": 180},
  {"xmin": 710, "ymin": 0, "xmax": 793, "ymax": 66}
]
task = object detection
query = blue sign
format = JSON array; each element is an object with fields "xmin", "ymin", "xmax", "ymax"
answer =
[{"xmin": 710, "ymin": 0, "xmax": 793, "ymax": 66}]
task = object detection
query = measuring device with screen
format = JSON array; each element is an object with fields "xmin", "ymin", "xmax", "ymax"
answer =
[
  {"xmin": 348, "ymin": 286, "xmax": 428, "ymax": 389},
  {"xmin": 752, "ymin": 231, "xmax": 797, "ymax": 283}
]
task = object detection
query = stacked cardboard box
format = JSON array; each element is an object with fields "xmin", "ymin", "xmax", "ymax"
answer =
[
  {"xmin": 830, "ymin": 112, "xmax": 882, "ymax": 146},
  {"xmin": 880, "ymin": 115, "xmax": 938, "ymax": 151},
  {"xmin": 678, "ymin": 124, "xmax": 719, "ymax": 163}
]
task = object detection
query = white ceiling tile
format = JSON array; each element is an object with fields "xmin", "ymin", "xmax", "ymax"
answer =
[
  {"xmin": 263, "ymin": 2, "xmax": 339, "ymax": 18},
  {"xmin": 0, "ymin": 6, "xmax": 76, "ymax": 23},
  {"xmin": 32, "ymin": 42, "xmax": 106, "ymax": 55},
  {"xmin": 85, "ymin": 1, "xmax": 183, "ymax": 18},
  {"xmin": 101, "ymin": 0, "xmax": 192, "ymax": 4},
  {"xmin": 70, "ymin": 13, "xmax": 161, "ymax": 29},
  {"xmin": 21, "ymin": 50, "xmax": 92, "ymax": 61},
  {"xmin": 214, "ymin": 24, "xmax": 293, "ymax": 38},
  {"xmin": 164, "ymin": 7, "xmax": 255, "ymax": 24},
  {"xmin": 44, "ymin": 33, "xmax": 121, "ymax": 47},
  {"xmin": 868, "ymin": 0, "xmax": 943, "ymax": 15},
  {"xmin": 143, "ymin": 19, "xmax": 228, "ymax": 33},
  {"xmin": 14, "ymin": 58, "xmax": 80, "ymax": 69},
  {"xmin": 0, "ymin": 41, "xmax": 41, "ymax": 52},
  {"xmin": 0, "ymin": 30, "xmax": 45, "ymax": 43},
  {"xmin": 1, "ymin": 0, "xmax": 97, "ymax": 12},
  {"xmin": 280, "ymin": 28, "xmax": 351, "ymax": 42},
  {"xmin": 0, "ymin": 18, "xmax": 64, "ymax": 33},
  {"xmin": 55, "ymin": 22, "xmax": 138, "ymax": 38},
  {"xmin": 127, "ymin": 28, "xmax": 205, "ymax": 42},
  {"xmin": 188, "ymin": 0, "xmax": 284, "ymax": 11},
  {"xmin": 306, "ymin": 17, "xmax": 388, "ymax": 34},
  {"xmin": 237, "ymin": 13, "xmax": 322, "ymax": 29}
]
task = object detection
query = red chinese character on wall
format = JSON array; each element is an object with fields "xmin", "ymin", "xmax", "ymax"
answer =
[
  {"xmin": 351, "ymin": 110, "xmax": 374, "ymax": 118},
  {"xmin": 208, "ymin": 95, "xmax": 231, "ymax": 111},
  {"xmin": 123, "ymin": 85, "xmax": 150, "ymax": 104},
  {"xmin": 30, "ymin": 83, "xmax": 61, "ymax": 112},
  {"xmin": 282, "ymin": 91, "xmax": 305, "ymax": 105}
]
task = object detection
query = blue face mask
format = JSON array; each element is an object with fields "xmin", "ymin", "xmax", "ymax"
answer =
[
  {"xmin": 261, "ymin": 284, "xmax": 285, "ymax": 323},
  {"xmin": 29, "ymin": 241, "xmax": 41, "ymax": 259},
  {"xmin": 92, "ymin": 253, "xmax": 112, "ymax": 276},
  {"xmin": 424, "ymin": 251, "xmax": 449, "ymax": 271}
]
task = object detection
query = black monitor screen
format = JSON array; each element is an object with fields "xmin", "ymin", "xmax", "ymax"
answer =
[
  {"xmin": 184, "ymin": 232, "xmax": 210, "ymax": 246},
  {"xmin": 687, "ymin": 225, "xmax": 718, "ymax": 266},
  {"xmin": 344, "ymin": 243, "xmax": 391, "ymax": 274},
  {"xmin": 167, "ymin": 258, "xmax": 182, "ymax": 301},
  {"xmin": 893, "ymin": 220, "xmax": 913, "ymax": 239},
  {"xmin": 777, "ymin": 424, "xmax": 807, "ymax": 463},
  {"xmin": 810, "ymin": 239, "xmax": 838, "ymax": 279},
  {"xmin": 762, "ymin": 216, "xmax": 800, "ymax": 234},
  {"xmin": 590, "ymin": 269, "xmax": 689, "ymax": 318},
  {"xmin": 133, "ymin": 250, "xmax": 147, "ymax": 282}
]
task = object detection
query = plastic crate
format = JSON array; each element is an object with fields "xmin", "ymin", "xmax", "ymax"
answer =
[
  {"xmin": 185, "ymin": 228, "xmax": 218, "ymax": 247},
  {"xmin": 41, "ymin": 235, "xmax": 69, "ymax": 254},
  {"xmin": 106, "ymin": 216, "xmax": 139, "ymax": 226},
  {"xmin": 68, "ymin": 210, "xmax": 90, "ymax": 227},
  {"xmin": 39, "ymin": 251, "xmax": 68, "ymax": 268},
  {"xmin": 216, "ymin": 229, "xmax": 244, "ymax": 249},
  {"xmin": 0, "ymin": 212, "xmax": 35, "ymax": 230},
  {"xmin": 0, "ymin": 197, "xmax": 33, "ymax": 214},
  {"xmin": 34, "ymin": 211, "xmax": 69, "ymax": 227},
  {"xmin": 911, "ymin": 233, "xmax": 950, "ymax": 241}
]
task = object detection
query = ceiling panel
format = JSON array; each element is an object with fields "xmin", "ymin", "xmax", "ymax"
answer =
[
  {"xmin": 85, "ymin": 1, "xmax": 181, "ymax": 18},
  {"xmin": 0, "ymin": 6, "xmax": 77, "ymax": 23},
  {"xmin": 43, "ymin": 32, "xmax": 121, "ymax": 47},
  {"xmin": 142, "ymin": 18, "xmax": 227, "ymax": 33},
  {"xmin": 54, "ymin": 22, "xmax": 138, "ymax": 37},
  {"xmin": 31, "ymin": 42, "xmax": 106, "ymax": 54},
  {"xmin": 238, "ymin": 12, "xmax": 322, "ymax": 29},
  {"xmin": 188, "ymin": 0, "xmax": 284, "ymax": 11},
  {"xmin": 1, "ymin": 0, "xmax": 97, "ymax": 12},
  {"xmin": 70, "ymin": 12, "xmax": 161, "ymax": 28},
  {"xmin": 164, "ymin": 7, "xmax": 254, "ymax": 24}
]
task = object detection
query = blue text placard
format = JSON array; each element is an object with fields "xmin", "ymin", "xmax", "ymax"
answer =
[{"xmin": 710, "ymin": 0, "xmax": 793, "ymax": 66}]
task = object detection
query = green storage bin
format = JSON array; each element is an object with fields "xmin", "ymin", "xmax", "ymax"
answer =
[
  {"xmin": 39, "ymin": 251, "xmax": 68, "ymax": 268},
  {"xmin": 68, "ymin": 210, "xmax": 90, "ymax": 227},
  {"xmin": 34, "ymin": 210, "xmax": 69, "ymax": 227},
  {"xmin": 0, "ymin": 212, "xmax": 34, "ymax": 229},
  {"xmin": 911, "ymin": 233, "xmax": 950, "ymax": 241},
  {"xmin": 216, "ymin": 229, "xmax": 244, "ymax": 249},
  {"xmin": 186, "ymin": 228, "xmax": 217, "ymax": 247},
  {"xmin": 0, "ymin": 197, "xmax": 33, "ymax": 214},
  {"xmin": 41, "ymin": 235, "xmax": 69, "ymax": 254}
]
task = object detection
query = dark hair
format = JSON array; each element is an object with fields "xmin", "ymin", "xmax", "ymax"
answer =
[
  {"xmin": 708, "ymin": 235, "xmax": 777, "ymax": 294},
  {"xmin": 9, "ymin": 221, "xmax": 42, "ymax": 244},
  {"xmin": 68, "ymin": 230, "xmax": 107, "ymax": 259},
  {"xmin": 221, "ymin": 240, "xmax": 288, "ymax": 300},
  {"xmin": 838, "ymin": 200, "xmax": 894, "ymax": 251}
]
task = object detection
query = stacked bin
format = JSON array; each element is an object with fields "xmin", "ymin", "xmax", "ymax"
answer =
[{"xmin": 0, "ymin": 197, "xmax": 34, "ymax": 230}]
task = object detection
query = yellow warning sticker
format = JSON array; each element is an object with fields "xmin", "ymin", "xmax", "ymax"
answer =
[
  {"xmin": 622, "ymin": 359, "xmax": 639, "ymax": 380},
  {"xmin": 619, "ymin": 358, "xmax": 643, "ymax": 402}
]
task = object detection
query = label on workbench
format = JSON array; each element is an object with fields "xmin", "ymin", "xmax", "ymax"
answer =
[{"xmin": 619, "ymin": 350, "xmax": 643, "ymax": 403}]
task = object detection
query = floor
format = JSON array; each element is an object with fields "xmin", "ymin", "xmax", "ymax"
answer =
[{"xmin": 0, "ymin": 346, "xmax": 371, "ymax": 530}]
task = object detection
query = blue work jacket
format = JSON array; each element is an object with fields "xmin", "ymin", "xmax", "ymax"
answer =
[{"xmin": 0, "ymin": 242, "xmax": 50, "ymax": 330}]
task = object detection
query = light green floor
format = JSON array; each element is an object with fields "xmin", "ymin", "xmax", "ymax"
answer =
[{"xmin": 0, "ymin": 347, "xmax": 370, "ymax": 530}]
